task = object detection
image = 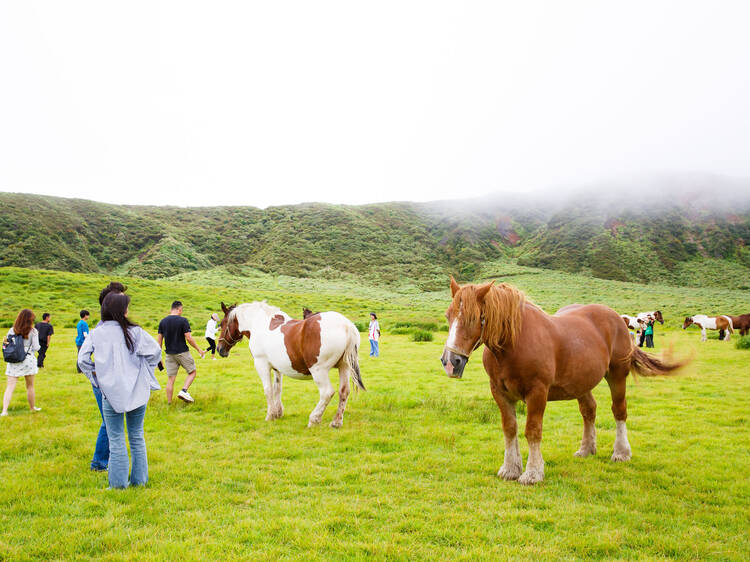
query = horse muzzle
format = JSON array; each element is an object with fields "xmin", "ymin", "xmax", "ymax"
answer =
[
  {"xmin": 441, "ymin": 349, "xmax": 468, "ymax": 378},
  {"xmin": 217, "ymin": 346, "xmax": 230, "ymax": 358}
]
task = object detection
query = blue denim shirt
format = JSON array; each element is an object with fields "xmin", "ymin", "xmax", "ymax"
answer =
[{"xmin": 77, "ymin": 322, "xmax": 161, "ymax": 413}]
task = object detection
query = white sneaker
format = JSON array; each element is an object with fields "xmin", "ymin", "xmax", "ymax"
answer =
[
  {"xmin": 177, "ymin": 389, "xmax": 194, "ymax": 403},
  {"xmin": 32, "ymin": 407, "xmax": 41, "ymax": 412}
]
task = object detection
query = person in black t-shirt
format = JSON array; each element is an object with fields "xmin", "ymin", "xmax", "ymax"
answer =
[
  {"xmin": 157, "ymin": 301, "xmax": 205, "ymax": 405},
  {"xmin": 35, "ymin": 313, "xmax": 54, "ymax": 368}
]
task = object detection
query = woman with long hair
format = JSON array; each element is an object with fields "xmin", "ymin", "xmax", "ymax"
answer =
[
  {"xmin": 2, "ymin": 309, "xmax": 42, "ymax": 416},
  {"xmin": 78, "ymin": 292, "xmax": 161, "ymax": 488}
]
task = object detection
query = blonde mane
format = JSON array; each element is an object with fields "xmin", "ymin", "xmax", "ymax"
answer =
[{"xmin": 454, "ymin": 282, "xmax": 527, "ymax": 350}]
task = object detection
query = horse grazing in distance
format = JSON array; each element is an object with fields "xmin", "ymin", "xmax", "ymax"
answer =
[
  {"xmin": 217, "ymin": 301, "xmax": 365, "ymax": 428},
  {"xmin": 440, "ymin": 278, "xmax": 684, "ymax": 485},
  {"xmin": 683, "ymin": 315, "xmax": 733, "ymax": 341},
  {"xmin": 728, "ymin": 314, "xmax": 750, "ymax": 336}
]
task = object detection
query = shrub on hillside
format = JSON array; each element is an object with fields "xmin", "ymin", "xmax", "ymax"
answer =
[
  {"xmin": 354, "ymin": 321, "xmax": 368, "ymax": 333},
  {"xmin": 735, "ymin": 336, "xmax": 750, "ymax": 350},
  {"xmin": 411, "ymin": 330, "xmax": 434, "ymax": 342},
  {"xmin": 390, "ymin": 327, "xmax": 411, "ymax": 335}
]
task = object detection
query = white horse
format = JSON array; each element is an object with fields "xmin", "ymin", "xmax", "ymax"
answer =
[
  {"xmin": 217, "ymin": 302, "xmax": 365, "ymax": 427},
  {"xmin": 683, "ymin": 314, "xmax": 733, "ymax": 341}
]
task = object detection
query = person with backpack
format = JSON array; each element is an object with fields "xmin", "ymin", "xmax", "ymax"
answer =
[
  {"xmin": 2, "ymin": 309, "xmax": 42, "ymax": 416},
  {"xmin": 78, "ymin": 291, "xmax": 161, "ymax": 488}
]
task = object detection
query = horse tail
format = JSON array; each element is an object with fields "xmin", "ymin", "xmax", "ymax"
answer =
[
  {"xmin": 725, "ymin": 316, "xmax": 734, "ymax": 334},
  {"xmin": 345, "ymin": 323, "xmax": 366, "ymax": 391},
  {"xmin": 629, "ymin": 346, "xmax": 685, "ymax": 377}
]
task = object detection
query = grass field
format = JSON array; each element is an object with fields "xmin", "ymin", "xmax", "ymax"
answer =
[{"xmin": 1, "ymin": 266, "xmax": 749, "ymax": 559}]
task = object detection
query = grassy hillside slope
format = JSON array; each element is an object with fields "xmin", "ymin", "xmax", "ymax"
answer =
[{"xmin": 2, "ymin": 185, "xmax": 750, "ymax": 289}]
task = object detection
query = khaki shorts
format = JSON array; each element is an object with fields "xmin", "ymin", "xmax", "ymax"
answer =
[{"xmin": 164, "ymin": 351, "xmax": 196, "ymax": 378}]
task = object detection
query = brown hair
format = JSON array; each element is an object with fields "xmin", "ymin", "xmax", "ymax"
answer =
[
  {"xmin": 13, "ymin": 309, "xmax": 35, "ymax": 339},
  {"xmin": 452, "ymin": 283, "xmax": 526, "ymax": 350}
]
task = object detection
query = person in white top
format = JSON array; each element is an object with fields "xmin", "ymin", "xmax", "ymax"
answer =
[
  {"xmin": 368, "ymin": 312, "xmax": 380, "ymax": 357},
  {"xmin": 204, "ymin": 313, "xmax": 219, "ymax": 360},
  {"xmin": 2, "ymin": 309, "xmax": 42, "ymax": 416}
]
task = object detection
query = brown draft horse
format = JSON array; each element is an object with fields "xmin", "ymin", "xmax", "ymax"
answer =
[{"xmin": 440, "ymin": 277, "xmax": 684, "ymax": 485}]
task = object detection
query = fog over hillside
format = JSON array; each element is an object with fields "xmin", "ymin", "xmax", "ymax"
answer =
[{"xmin": 1, "ymin": 174, "xmax": 749, "ymax": 289}]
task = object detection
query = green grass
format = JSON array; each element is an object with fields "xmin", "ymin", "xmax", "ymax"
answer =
[{"xmin": 1, "ymin": 266, "xmax": 749, "ymax": 559}]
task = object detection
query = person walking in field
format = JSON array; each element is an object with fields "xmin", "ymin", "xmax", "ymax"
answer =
[
  {"xmin": 368, "ymin": 312, "xmax": 380, "ymax": 357},
  {"xmin": 78, "ymin": 292, "xmax": 161, "ymax": 489},
  {"xmin": 35, "ymin": 312, "xmax": 54, "ymax": 368},
  {"xmin": 75, "ymin": 310, "xmax": 90, "ymax": 372},
  {"xmin": 2, "ymin": 309, "xmax": 42, "ymax": 416},
  {"xmin": 204, "ymin": 313, "xmax": 219, "ymax": 360},
  {"xmin": 157, "ymin": 301, "xmax": 205, "ymax": 404}
]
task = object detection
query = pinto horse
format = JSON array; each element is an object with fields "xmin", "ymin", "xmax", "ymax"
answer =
[
  {"xmin": 683, "ymin": 315, "xmax": 733, "ymax": 341},
  {"xmin": 440, "ymin": 278, "xmax": 683, "ymax": 485},
  {"xmin": 217, "ymin": 301, "xmax": 365, "ymax": 427}
]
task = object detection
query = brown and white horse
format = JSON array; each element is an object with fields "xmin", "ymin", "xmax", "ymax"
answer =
[
  {"xmin": 682, "ymin": 315, "xmax": 733, "ymax": 341},
  {"xmin": 217, "ymin": 301, "xmax": 365, "ymax": 427},
  {"xmin": 441, "ymin": 278, "xmax": 683, "ymax": 485}
]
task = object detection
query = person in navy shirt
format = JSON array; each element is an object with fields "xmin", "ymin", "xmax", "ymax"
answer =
[{"xmin": 75, "ymin": 310, "xmax": 90, "ymax": 373}]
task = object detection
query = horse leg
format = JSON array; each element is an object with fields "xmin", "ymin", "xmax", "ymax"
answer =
[
  {"xmin": 489, "ymin": 379, "xmax": 522, "ymax": 480},
  {"xmin": 255, "ymin": 360, "xmax": 276, "ymax": 421},
  {"xmin": 272, "ymin": 369, "xmax": 284, "ymax": 419},
  {"xmin": 519, "ymin": 386, "xmax": 547, "ymax": 485},
  {"xmin": 574, "ymin": 391, "xmax": 597, "ymax": 457},
  {"xmin": 701, "ymin": 327, "xmax": 707, "ymax": 342},
  {"xmin": 307, "ymin": 367, "xmax": 335, "ymax": 427},
  {"xmin": 606, "ymin": 372, "xmax": 632, "ymax": 461},
  {"xmin": 329, "ymin": 365, "xmax": 351, "ymax": 429}
]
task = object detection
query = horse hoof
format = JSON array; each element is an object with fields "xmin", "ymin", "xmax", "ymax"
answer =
[
  {"xmin": 611, "ymin": 451, "xmax": 632, "ymax": 462},
  {"xmin": 497, "ymin": 465, "xmax": 522, "ymax": 480},
  {"xmin": 330, "ymin": 420, "xmax": 343, "ymax": 428},
  {"xmin": 518, "ymin": 469, "xmax": 544, "ymax": 485},
  {"xmin": 574, "ymin": 447, "xmax": 596, "ymax": 458}
]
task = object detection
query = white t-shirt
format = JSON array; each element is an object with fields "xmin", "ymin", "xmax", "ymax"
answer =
[
  {"xmin": 369, "ymin": 320, "xmax": 380, "ymax": 341},
  {"xmin": 205, "ymin": 318, "xmax": 218, "ymax": 339}
]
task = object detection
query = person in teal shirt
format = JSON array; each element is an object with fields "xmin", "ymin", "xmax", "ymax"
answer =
[
  {"xmin": 75, "ymin": 310, "xmax": 90, "ymax": 373},
  {"xmin": 644, "ymin": 316, "xmax": 655, "ymax": 348}
]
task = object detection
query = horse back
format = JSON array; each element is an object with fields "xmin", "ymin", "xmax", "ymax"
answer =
[{"xmin": 278, "ymin": 315, "xmax": 323, "ymax": 375}]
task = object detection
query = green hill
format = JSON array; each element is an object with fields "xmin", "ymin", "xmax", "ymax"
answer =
[{"xmin": 2, "ymin": 182, "xmax": 749, "ymax": 289}]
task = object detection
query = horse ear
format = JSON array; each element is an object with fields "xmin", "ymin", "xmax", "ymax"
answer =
[
  {"xmin": 476, "ymin": 280, "xmax": 495, "ymax": 302},
  {"xmin": 221, "ymin": 302, "xmax": 228, "ymax": 314},
  {"xmin": 450, "ymin": 276, "xmax": 461, "ymax": 297}
]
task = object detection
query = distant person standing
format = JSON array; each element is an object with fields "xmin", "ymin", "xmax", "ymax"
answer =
[
  {"xmin": 368, "ymin": 312, "xmax": 380, "ymax": 357},
  {"xmin": 2, "ymin": 309, "xmax": 42, "ymax": 416},
  {"xmin": 644, "ymin": 316, "xmax": 655, "ymax": 348},
  {"xmin": 204, "ymin": 313, "xmax": 219, "ymax": 360},
  {"xmin": 35, "ymin": 313, "xmax": 54, "ymax": 368},
  {"xmin": 157, "ymin": 301, "xmax": 205, "ymax": 404},
  {"xmin": 78, "ymin": 292, "xmax": 161, "ymax": 489},
  {"xmin": 75, "ymin": 310, "xmax": 90, "ymax": 372}
]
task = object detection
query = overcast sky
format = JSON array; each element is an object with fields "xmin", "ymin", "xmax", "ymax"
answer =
[{"xmin": 1, "ymin": 1, "xmax": 749, "ymax": 208}]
